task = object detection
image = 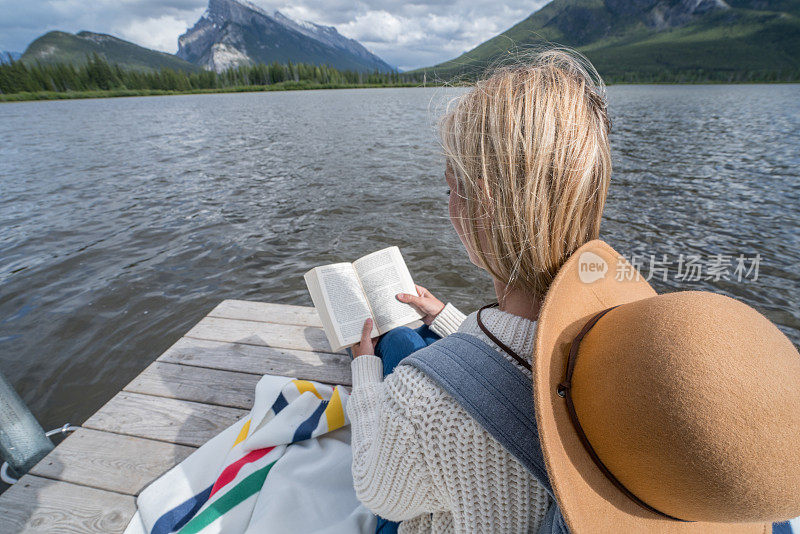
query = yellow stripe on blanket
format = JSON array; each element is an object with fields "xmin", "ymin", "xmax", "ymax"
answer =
[
  {"xmin": 293, "ymin": 380, "xmax": 322, "ymax": 399},
  {"xmin": 324, "ymin": 388, "xmax": 345, "ymax": 432},
  {"xmin": 233, "ymin": 419, "xmax": 251, "ymax": 447}
]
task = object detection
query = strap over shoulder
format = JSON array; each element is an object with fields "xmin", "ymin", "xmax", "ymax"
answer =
[
  {"xmin": 399, "ymin": 332, "xmax": 552, "ymax": 494},
  {"xmin": 399, "ymin": 333, "xmax": 568, "ymax": 534}
]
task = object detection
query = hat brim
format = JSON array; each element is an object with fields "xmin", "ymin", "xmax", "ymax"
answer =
[{"xmin": 532, "ymin": 240, "xmax": 769, "ymax": 533}]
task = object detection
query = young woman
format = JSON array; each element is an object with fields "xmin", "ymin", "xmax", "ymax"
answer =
[{"xmin": 346, "ymin": 49, "xmax": 612, "ymax": 533}]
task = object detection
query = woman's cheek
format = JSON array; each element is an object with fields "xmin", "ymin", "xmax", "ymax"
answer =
[
  {"xmin": 449, "ymin": 194, "xmax": 462, "ymax": 239},
  {"xmin": 450, "ymin": 195, "xmax": 478, "ymax": 265}
]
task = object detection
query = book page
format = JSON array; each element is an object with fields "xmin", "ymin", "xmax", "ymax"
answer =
[
  {"xmin": 354, "ymin": 246, "xmax": 423, "ymax": 334},
  {"xmin": 304, "ymin": 269, "xmax": 344, "ymax": 352},
  {"xmin": 312, "ymin": 263, "xmax": 378, "ymax": 348}
]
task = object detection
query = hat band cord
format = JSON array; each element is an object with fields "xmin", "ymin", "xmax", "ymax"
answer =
[{"xmin": 558, "ymin": 306, "xmax": 692, "ymax": 523}]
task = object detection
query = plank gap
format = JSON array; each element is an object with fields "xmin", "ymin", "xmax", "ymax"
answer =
[
  {"xmin": 158, "ymin": 337, "xmax": 352, "ymax": 386},
  {"xmin": 124, "ymin": 362, "xmax": 260, "ymax": 410},
  {"xmin": 29, "ymin": 428, "xmax": 195, "ymax": 496},
  {"xmin": 182, "ymin": 334, "xmax": 342, "ymax": 355},
  {"xmin": 83, "ymin": 391, "xmax": 247, "ymax": 448}
]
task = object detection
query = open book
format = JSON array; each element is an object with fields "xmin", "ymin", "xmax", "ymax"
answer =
[{"xmin": 304, "ymin": 246, "xmax": 424, "ymax": 352}]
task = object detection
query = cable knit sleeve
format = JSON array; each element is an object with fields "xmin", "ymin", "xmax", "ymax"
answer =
[
  {"xmin": 346, "ymin": 356, "xmax": 441, "ymax": 521},
  {"xmin": 429, "ymin": 302, "xmax": 466, "ymax": 338}
]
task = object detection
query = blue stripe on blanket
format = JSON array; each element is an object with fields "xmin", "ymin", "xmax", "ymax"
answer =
[
  {"xmin": 271, "ymin": 392, "xmax": 288, "ymax": 414},
  {"xmin": 292, "ymin": 401, "xmax": 328, "ymax": 443},
  {"xmin": 151, "ymin": 484, "xmax": 213, "ymax": 534}
]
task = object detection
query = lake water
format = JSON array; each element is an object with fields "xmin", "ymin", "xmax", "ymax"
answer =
[{"xmin": 0, "ymin": 85, "xmax": 798, "ymax": 432}]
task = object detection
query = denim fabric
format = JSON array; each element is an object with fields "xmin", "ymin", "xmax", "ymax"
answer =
[
  {"xmin": 377, "ymin": 324, "xmax": 441, "ymax": 377},
  {"xmin": 370, "ymin": 324, "xmax": 441, "ymax": 534}
]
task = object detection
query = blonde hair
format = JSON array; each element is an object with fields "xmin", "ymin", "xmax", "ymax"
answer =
[{"xmin": 439, "ymin": 48, "xmax": 612, "ymax": 298}]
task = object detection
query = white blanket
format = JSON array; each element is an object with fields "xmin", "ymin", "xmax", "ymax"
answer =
[{"xmin": 124, "ymin": 374, "xmax": 375, "ymax": 534}]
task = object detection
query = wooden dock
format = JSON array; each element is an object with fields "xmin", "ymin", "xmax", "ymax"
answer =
[{"xmin": 0, "ymin": 300, "xmax": 352, "ymax": 533}]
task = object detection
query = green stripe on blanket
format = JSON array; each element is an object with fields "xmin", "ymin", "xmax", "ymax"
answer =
[{"xmin": 179, "ymin": 461, "xmax": 277, "ymax": 534}]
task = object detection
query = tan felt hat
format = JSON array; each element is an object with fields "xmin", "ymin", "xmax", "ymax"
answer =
[{"xmin": 533, "ymin": 239, "xmax": 800, "ymax": 533}]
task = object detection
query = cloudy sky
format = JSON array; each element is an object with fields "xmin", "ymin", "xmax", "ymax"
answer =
[{"xmin": 0, "ymin": 0, "xmax": 548, "ymax": 70}]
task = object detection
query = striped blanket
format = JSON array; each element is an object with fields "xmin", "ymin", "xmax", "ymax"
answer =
[{"xmin": 124, "ymin": 374, "xmax": 376, "ymax": 534}]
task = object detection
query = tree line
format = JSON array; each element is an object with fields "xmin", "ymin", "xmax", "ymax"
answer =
[
  {"xmin": 600, "ymin": 68, "xmax": 800, "ymax": 84},
  {"xmin": 0, "ymin": 53, "xmax": 423, "ymax": 95},
  {"xmin": 1, "ymin": 52, "xmax": 796, "ymax": 97}
]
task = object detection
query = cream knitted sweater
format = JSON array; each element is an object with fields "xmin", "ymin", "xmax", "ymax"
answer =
[{"xmin": 347, "ymin": 303, "xmax": 551, "ymax": 534}]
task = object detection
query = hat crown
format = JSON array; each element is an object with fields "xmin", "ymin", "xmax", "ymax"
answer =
[{"xmin": 571, "ymin": 291, "xmax": 800, "ymax": 522}]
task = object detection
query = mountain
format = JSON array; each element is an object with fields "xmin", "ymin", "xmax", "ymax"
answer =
[
  {"xmin": 21, "ymin": 31, "xmax": 200, "ymax": 72},
  {"xmin": 177, "ymin": 0, "xmax": 394, "ymax": 73},
  {"xmin": 414, "ymin": 0, "xmax": 800, "ymax": 81},
  {"xmin": 1, "ymin": 52, "xmax": 21, "ymax": 64},
  {"xmin": 269, "ymin": 11, "xmax": 392, "ymax": 69}
]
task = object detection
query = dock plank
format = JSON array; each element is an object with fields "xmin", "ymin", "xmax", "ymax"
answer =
[
  {"xmin": 84, "ymin": 391, "xmax": 247, "ymax": 448},
  {"xmin": 29, "ymin": 428, "xmax": 194, "ymax": 496},
  {"xmin": 0, "ymin": 475, "xmax": 134, "ymax": 534},
  {"xmin": 0, "ymin": 300, "xmax": 358, "ymax": 531},
  {"xmin": 158, "ymin": 337, "xmax": 352, "ymax": 386},
  {"xmin": 125, "ymin": 361, "xmax": 260, "ymax": 409},
  {"xmin": 185, "ymin": 316, "xmax": 343, "ymax": 354},
  {"xmin": 208, "ymin": 300, "xmax": 322, "ymax": 327}
]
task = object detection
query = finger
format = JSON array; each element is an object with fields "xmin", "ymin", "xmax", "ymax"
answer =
[
  {"xmin": 360, "ymin": 318, "xmax": 373, "ymax": 345},
  {"xmin": 415, "ymin": 284, "xmax": 428, "ymax": 297},
  {"xmin": 397, "ymin": 292, "xmax": 422, "ymax": 306}
]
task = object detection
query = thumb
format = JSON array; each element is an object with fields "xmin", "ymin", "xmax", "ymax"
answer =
[{"xmin": 361, "ymin": 318, "xmax": 373, "ymax": 343}]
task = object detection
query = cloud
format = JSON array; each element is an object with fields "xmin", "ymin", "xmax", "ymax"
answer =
[
  {"xmin": 0, "ymin": 0, "xmax": 205, "ymax": 54},
  {"xmin": 336, "ymin": 11, "xmax": 406, "ymax": 44},
  {"xmin": 262, "ymin": 0, "xmax": 546, "ymax": 70},
  {"xmin": 117, "ymin": 14, "xmax": 200, "ymax": 53},
  {"xmin": 0, "ymin": 0, "xmax": 549, "ymax": 70}
]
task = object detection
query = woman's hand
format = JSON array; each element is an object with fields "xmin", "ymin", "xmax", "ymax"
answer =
[
  {"xmin": 396, "ymin": 284, "xmax": 445, "ymax": 325},
  {"xmin": 352, "ymin": 318, "xmax": 379, "ymax": 358}
]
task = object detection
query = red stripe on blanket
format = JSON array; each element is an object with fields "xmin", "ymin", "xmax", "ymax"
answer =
[{"xmin": 209, "ymin": 446, "xmax": 275, "ymax": 498}]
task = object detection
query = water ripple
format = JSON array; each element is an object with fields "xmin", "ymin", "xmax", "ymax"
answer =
[{"xmin": 0, "ymin": 85, "xmax": 798, "ymax": 428}]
